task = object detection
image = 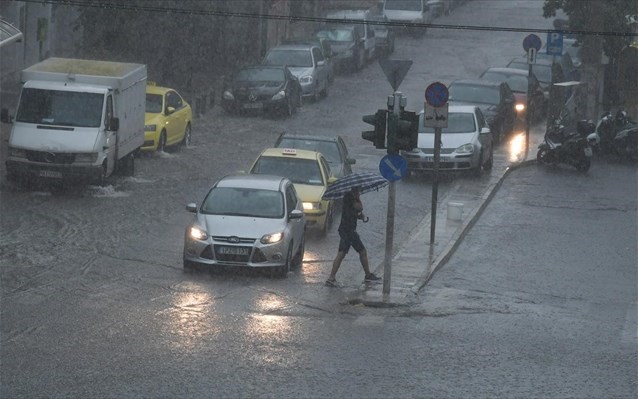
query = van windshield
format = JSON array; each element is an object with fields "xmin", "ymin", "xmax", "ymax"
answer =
[
  {"xmin": 16, "ymin": 88, "xmax": 104, "ymax": 128},
  {"xmin": 384, "ymin": 0, "xmax": 422, "ymax": 11}
]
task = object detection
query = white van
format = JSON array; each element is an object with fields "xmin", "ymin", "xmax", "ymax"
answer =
[{"xmin": 383, "ymin": 0, "xmax": 433, "ymax": 36}]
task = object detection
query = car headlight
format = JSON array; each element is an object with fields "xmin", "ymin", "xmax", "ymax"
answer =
[
  {"xmin": 222, "ymin": 90, "xmax": 234, "ymax": 100},
  {"xmin": 272, "ymin": 90, "xmax": 286, "ymax": 101},
  {"xmin": 299, "ymin": 76, "xmax": 313, "ymax": 84},
  {"xmin": 515, "ymin": 103, "xmax": 525, "ymax": 112},
  {"xmin": 8, "ymin": 147, "xmax": 26, "ymax": 158},
  {"xmin": 144, "ymin": 124, "xmax": 157, "ymax": 132},
  {"xmin": 189, "ymin": 225, "xmax": 208, "ymax": 241},
  {"xmin": 303, "ymin": 202, "xmax": 321, "ymax": 211},
  {"xmin": 75, "ymin": 153, "xmax": 97, "ymax": 163},
  {"xmin": 455, "ymin": 144, "xmax": 475, "ymax": 154},
  {"xmin": 261, "ymin": 232, "xmax": 284, "ymax": 244}
]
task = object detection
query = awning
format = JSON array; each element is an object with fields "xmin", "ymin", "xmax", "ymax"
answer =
[{"xmin": 0, "ymin": 18, "xmax": 23, "ymax": 47}]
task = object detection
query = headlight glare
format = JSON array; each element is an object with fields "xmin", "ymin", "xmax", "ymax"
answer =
[
  {"xmin": 515, "ymin": 103, "xmax": 525, "ymax": 112},
  {"xmin": 303, "ymin": 202, "xmax": 321, "ymax": 210},
  {"xmin": 222, "ymin": 90, "xmax": 234, "ymax": 100},
  {"xmin": 261, "ymin": 232, "xmax": 283, "ymax": 244},
  {"xmin": 189, "ymin": 225, "xmax": 208, "ymax": 241}
]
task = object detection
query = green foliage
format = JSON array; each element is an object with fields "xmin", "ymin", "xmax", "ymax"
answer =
[{"xmin": 542, "ymin": 0, "xmax": 638, "ymax": 60}]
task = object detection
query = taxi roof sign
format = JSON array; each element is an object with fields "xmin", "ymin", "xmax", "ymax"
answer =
[{"xmin": 282, "ymin": 148, "xmax": 297, "ymax": 155}]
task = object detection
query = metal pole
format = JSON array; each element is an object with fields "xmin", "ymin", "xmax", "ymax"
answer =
[
  {"xmin": 525, "ymin": 62, "xmax": 532, "ymax": 160},
  {"xmin": 430, "ymin": 126, "xmax": 442, "ymax": 244},
  {"xmin": 383, "ymin": 180, "xmax": 395, "ymax": 295}
]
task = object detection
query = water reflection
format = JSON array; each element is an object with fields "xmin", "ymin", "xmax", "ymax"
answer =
[
  {"xmin": 508, "ymin": 132, "xmax": 527, "ymax": 163},
  {"xmin": 164, "ymin": 285, "xmax": 219, "ymax": 350}
]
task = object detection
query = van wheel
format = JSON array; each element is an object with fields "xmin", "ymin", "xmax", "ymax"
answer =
[{"xmin": 97, "ymin": 161, "xmax": 109, "ymax": 186}]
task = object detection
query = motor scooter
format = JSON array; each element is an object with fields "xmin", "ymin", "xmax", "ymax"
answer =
[
  {"xmin": 587, "ymin": 110, "xmax": 638, "ymax": 162},
  {"xmin": 537, "ymin": 117, "xmax": 594, "ymax": 172}
]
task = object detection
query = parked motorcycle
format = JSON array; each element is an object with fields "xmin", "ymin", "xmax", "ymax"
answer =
[
  {"xmin": 537, "ymin": 117, "xmax": 594, "ymax": 172},
  {"xmin": 587, "ymin": 110, "xmax": 638, "ymax": 162}
]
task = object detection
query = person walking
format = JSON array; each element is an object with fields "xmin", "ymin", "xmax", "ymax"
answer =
[{"xmin": 325, "ymin": 187, "xmax": 381, "ymax": 287}]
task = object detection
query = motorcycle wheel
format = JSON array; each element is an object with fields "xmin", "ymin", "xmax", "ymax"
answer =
[
  {"xmin": 575, "ymin": 158, "xmax": 591, "ymax": 172},
  {"xmin": 536, "ymin": 147, "xmax": 551, "ymax": 165}
]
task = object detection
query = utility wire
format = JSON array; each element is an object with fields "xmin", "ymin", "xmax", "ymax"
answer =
[{"xmin": 27, "ymin": 0, "xmax": 638, "ymax": 38}]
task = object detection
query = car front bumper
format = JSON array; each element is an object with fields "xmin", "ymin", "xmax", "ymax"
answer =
[
  {"xmin": 402, "ymin": 149, "xmax": 479, "ymax": 172},
  {"xmin": 183, "ymin": 231, "xmax": 290, "ymax": 269},
  {"xmin": 221, "ymin": 96, "xmax": 289, "ymax": 113}
]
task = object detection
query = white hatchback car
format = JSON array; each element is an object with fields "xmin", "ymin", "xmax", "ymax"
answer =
[
  {"xmin": 183, "ymin": 174, "xmax": 306, "ymax": 277},
  {"xmin": 401, "ymin": 104, "xmax": 494, "ymax": 176}
]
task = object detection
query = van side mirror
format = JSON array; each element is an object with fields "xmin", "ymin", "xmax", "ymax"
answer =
[
  {"xmin": 109, "ymin": 117, "xmax": 119, "ymax": 131},
  {"xmin": 1, "ymin": 108, "xmax": 11, "ymax": 123}
]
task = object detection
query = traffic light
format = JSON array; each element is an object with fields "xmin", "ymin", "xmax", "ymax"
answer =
[
  {"xmin": 362, "ymin": 109, "xmax": 387, "ymax": 149},
  {"xmin": 398, "ymin": 110, "xmax": 419, "ymax": 151},
  {"xmin": 387, "ymin": 110, "xmax": 419, "ymax": 153}
]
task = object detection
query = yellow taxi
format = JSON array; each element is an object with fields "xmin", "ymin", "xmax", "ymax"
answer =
[
  {"xmin": 142, "ymin": 82, "xmax": 193, "ymax": 152},
  {"xmin": 249, "ymin": 148, "xmax": 337, "ymax": 235}
]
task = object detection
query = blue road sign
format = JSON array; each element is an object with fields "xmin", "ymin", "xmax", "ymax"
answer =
[
  {"xmin": 546, "ymin": 32, "xmax": 563, "ymax": 56},
  {"xmin": 379, "ymin": 154, "xmax": 407, "ymax": 181},
  {"xmin": 523, "ymin": 34, "xmax": 542, "ymax": 52},
  {"xmin": 425, "ymin": 82, "xmax": 449, "ymax": 107}
]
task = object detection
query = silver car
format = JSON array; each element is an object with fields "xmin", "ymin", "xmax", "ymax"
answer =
[
  {"xmin": 183, "ymin": 174, "xmax": 306, "ymax": 277},
  {"xmin": 401, "ymin": 105, "xmax": 494, "ymax": 176},
  {"xmin": 262, "ymin": 44, "xmax": 330, "ymax": 102}
]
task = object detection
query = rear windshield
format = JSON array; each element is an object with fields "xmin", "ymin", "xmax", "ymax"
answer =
[
  {"xmin": 449, "ymin": 84, "xmax": 500, "ymax": 105},
  {"xmin": 481, "ymin": 72, "xmax": 528, "ymax": 93},
  {"xmin": 251, "ymin": 157, "xmax": 324, "ymax": 186},
  {"xmin": 420, "ymin": 112, "xmax": 476, "ymax": 134},
  {"xmin": 384, "ymin": 0, "xmax": 422, "ymax": 11}
]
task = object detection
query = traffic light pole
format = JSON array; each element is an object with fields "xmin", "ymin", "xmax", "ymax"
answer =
[{"xmin": 383, "ymin": 91, "xmax": 403, "ymax": 296}]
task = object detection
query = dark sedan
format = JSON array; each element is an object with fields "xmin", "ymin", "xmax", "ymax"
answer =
[
  {"xmin": 315, "ymin": 26, "xmax": 365, "ymax": 73},
  {"xmin": 478, "ymin": 67, "xmax": 546, "ymax": 122},
  {"xmin": 448, "ymin": 79, "xmax": 517, "ymax": 145},
  {"xmin": 221, "ymin": 65, "xmax": 302, "ymax": 117}
]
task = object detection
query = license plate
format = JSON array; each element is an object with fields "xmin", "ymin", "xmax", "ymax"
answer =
[
  {"xmin": 216, "ymin": 246, "xmax": 249, "ymax": 256},
  {"xmin": 39, "ymin": 170, "xmax": 62, "ymax": 178},
  {"xmin": 584, "ymin": 147, "xmax": 592, "ymax": 157},
  {"xmin": 243, "ymin": 102, "xmax": 263, "ymax": 109}
]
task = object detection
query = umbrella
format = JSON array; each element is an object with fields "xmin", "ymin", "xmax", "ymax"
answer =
[{"xmin": 321, "ymin": 172, "xmax": 389, "ymax": 200}]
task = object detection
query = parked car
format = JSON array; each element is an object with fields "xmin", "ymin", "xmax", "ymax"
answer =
[
  {"xmin": 478, "ymin": 67, "xmax": 546, "ymax": 122},
  {"xmin": 274, "ymin": 133, "xmax": 356, "ymax": 178},
  {"xmin": 315, "ymin": 25, "xmax": 366, "ymax": 73},
  {"xmin": 382, "ymin": 0, "xmax": 434, "ymax": 36},
  {"xmin": 324, "ymin": 9, "xmax": 377, "ymax": 63},
  {"xmin": 535, "ymin": 50, "xmax": 580, "ymax": 82},
  {"xmin": 284, "ymin": 37, "xmax": 336, "ymax": 83},
  {"xmin": 368, "ymin": 10, "xmax": 395, "ymax": 56},
  {"xmin": 447, "ymin": 79, "xmax": 517, "ymax": 144},
  {"xmin": 183, "ymin": 174, "xmax": 305, "ymax": 277},
  {"xmin": 401, "ymin": 105, "xmax": 494, "ymax": 175},
  {"xmin": 221, "ymin": 65, "xmax": 302, "ymax": 117},
  {"xmin": 142, "ymin": 82, "xmax": 192, "ymax": 153},
  {"xmin": 506, "ymin": 56, "xmax": 567, "ymax": 103},
  {"xmin": 249, "ymin": 148, "xmax": 336, "ymax": 235},
  {"xmin": 427, "ymin": 0, "xmax": 452, "ymax": 17},
  {"xmin": 262, "ymin": 44, "xmax": 330, "ymax": 102}
]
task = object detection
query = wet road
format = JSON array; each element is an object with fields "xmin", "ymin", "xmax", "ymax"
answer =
[{"xmin": 6, "ymin": 1, "xmax": 629, "ymax": 397}]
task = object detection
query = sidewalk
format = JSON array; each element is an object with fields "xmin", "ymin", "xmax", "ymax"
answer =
[{"xmin": 352, "ymin": 127, "xmax": 546, "ymax": 307}]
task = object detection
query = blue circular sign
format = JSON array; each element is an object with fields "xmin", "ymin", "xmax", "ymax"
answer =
[
  {"xmin": 379, "ymin": 154, "xmax": 407, "ymax": 182},
  {"xmin": 425, "ymin": 82, "xmax": 449, "ymax": 107},
  {"xmin": 523, "ymin": 34, "xmax": 542, "ymax": 52}
]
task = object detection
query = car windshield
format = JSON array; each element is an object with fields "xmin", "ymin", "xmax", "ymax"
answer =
[
  {"xmin": 316, "ymin": 29, "xmax": 354, "ymax": 42},
  {"xmin": 481, "ymin": 72, "xmax": 528, "ymax": 93},
  {"xmin": 200, "ymin": 187, "xmax": 284, "ymax": 218},
  {"xmin": 16, "ymin": 88, "xmax": 104, "ymax": 127},
  {"xmin": 420, "ymin": 112, "xmax": 477, "ymax": 134},
  {"xmin": 145, "ymin": 93, "xmax": 163, "ymax": 113},
  {"xmin": 277, "ymin": 139, "xmax": 341, "ymax": 164},
  {"xmin": 263, "ymin": 49, "xmax": 313, "ymax": 67},
  {"xmin": 384, "ymin": 0, "xmax": 422, "ymax": 11},
  {"xmin": 236, "ymin": 68, "xmax": 285, "ymax": 83},
  {"xmin": 252, "ymin": 157, "xmax": 324, "ymax": 186},
  {"xmin": 449, "ymin": 84, "xmax": 500, "ymax": 105}
]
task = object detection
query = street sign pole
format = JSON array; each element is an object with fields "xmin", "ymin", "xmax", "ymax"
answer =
[
  {"xmin": 523, "ymin": 34, "xmax": 542, "ymax": 161},
  {"xmin": 525, "ymin": 61, "xmax": 532, "ymax": 160},
  {"xmin": 430, "ymin": 125, "xmax": 441, "ymax": 244}
]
